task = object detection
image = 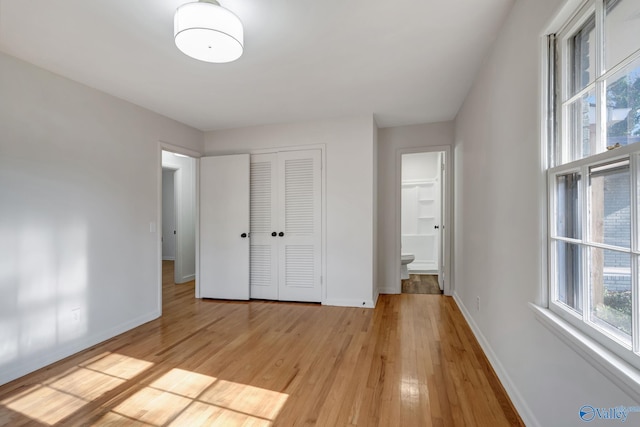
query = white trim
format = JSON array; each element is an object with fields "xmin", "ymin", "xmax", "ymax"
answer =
[
  {"xmin": 407, "ymin": 269, "xmax": 438, "ymax": 275},
  {"xmin": 395, "ymin": 145, "xmax": 453, "ymax": 296},
  {"xmin": 454, "ymin": 293, "xmax": 540, "ymax": 427},
  {"xmin": 195, "ymin": 157, "xmax": 201, "ymax": 298},
  {"xmin": 251, "ymin": 143, "xmax": 326, "ymax": 155},
  {"xmin": 179, "ymin": 273, "xmax": 195, "ymax": 283},
  {"xmin": 540, "ymin": 32, "xmax": 553, "ymax": 308},
  {"xmin": 158, "ymin": 142, "xmax": 203, "ymax": 302},
  {"xmin": 159, "ymin": 141, "xmax": 202, "ymax": 159},
  {"xmin": 377, "ymin": 286, "xmax": 397, "ymax": 294},
  {"xmin": 323, "ymin": 298, "xmax": 376, "ymax": 308},
  {"xmin": 0, "ymin": 310, "xmax": 159, "ymax": 386},
  {"xmin": 531, "ymin": 303, "xmax": 640, "ymax": 402},
  {"xmin": 156, "ymin": 146, "xmax": 163, "ymax": 316}
]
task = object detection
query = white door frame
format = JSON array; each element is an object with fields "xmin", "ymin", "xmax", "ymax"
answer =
[
  {"xmin": 395, "ymin": 145, "xmax": 452, "ymax": 295},
  {"xmin": 157, "ymin": 142, "xmax": 201, "ymax": 313}
]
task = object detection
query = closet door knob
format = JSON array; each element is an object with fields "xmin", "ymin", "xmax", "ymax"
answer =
[
  {"xmin": 241, "ymin": 233, "xmax": 247, "ymax": 238},
  {"xmin": 279, "ymin": 232, "xmax": 284, "ymax": 237},
  {"xmin": 271, "ymin": 232, "xmax": 277, "ymax": 237}
]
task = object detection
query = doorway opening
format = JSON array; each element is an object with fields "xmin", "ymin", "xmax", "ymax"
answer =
[
  {"xmin": 398, "ymin": 148, "xmax": 450, "ymax": 295},
  {"xmin": 161, "ymin": 150, "xmax": 197, "ymax": 291}
]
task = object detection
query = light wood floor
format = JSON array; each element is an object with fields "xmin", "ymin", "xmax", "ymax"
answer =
[{"xmin": 0, "ymin": 261, "xmax": 522, "ymax": 426}]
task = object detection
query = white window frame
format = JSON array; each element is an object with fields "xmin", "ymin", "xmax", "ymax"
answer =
[
  {"xmin": 534, "ymin": 0, "xmax": 640, "ymax": 400},
  {"xmin": 548, "ymin": 149, "xmax": 639, "ymax": 367}
]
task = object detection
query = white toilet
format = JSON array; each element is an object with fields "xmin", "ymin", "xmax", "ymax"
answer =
[{"xmin": 401, "ymin": 253, "xmax": 415, "ymax": 280}]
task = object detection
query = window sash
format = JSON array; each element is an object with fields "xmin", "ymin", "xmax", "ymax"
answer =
[
  {"xmin": 548, "ymin": 149, "xmax": 640, "ymax": 368},
  {"xmin": 555, "ymin": 0, "xmax": 640, "ymax": 167}
]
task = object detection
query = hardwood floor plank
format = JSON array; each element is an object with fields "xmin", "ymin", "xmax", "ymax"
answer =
[{"xmin": 0, "ymin": 261, "xmax": 523, "ymax": 426}]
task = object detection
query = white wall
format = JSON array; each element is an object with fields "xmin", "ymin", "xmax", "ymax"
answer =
[
  {"xmin": 401, "ymin": 152, "xmax": 439, "ymax": 181},
  {"xmin": 162, "ymin": 169, "xmax": 176, "ymax": 260},
  {"xmin": 453, "ymin": 1, "xmax": 636, "ymax": 426},
  {"xmin": 0, "ymin": 51, "xmax": 203, "ymax": 385},
  {"xmin": 204, "ymin": 116, "xmax": 376, "ymax": 307},
  {"xmin": 161, "ymin": 152, "xmax": 197, "ymax": 283},
  {"xmin": 377, "ymin": 122, "xmax": 454, "ymax": 293}
]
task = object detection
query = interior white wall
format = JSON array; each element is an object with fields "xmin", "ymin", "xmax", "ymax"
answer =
[
  {"xmin": 377, "ymin": 122, "xmax": 454, "ymax": 293},
  {"xmin": 204, "ymin": 116, "xmax": 376, "ymax": 307},
  {"xmin": 162, "ymin": 169, "xmax": 176, "ymax": 260},
  {"xmin": 401, "ymin": 152, "xmax": 439, "ymax": 181},
  {"xmin": 0, "ymin": 51, "xmax": 203, "ymax": 386},
  {"xmin": 161, "ymin": 152, "xmax": 197, "ymax": 283},
  {"xmin": 452, "ymin": 1, "xmax": 636, "ymax": 426}
]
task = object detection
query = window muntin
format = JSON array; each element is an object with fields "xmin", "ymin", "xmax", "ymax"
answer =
[{"xmin": 550, "ymin": 0, "xmax": 640, "ymax": 368}]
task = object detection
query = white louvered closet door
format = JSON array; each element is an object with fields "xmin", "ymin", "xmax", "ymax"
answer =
[
  {"xmin": 249, "ymin": 154, "xmax": 279, "ymax": 300},
  {"xmin": 277, "ymin": 149, "xmax": 322, "ymax": 302}
]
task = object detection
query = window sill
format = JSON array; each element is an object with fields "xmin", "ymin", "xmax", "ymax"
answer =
[{"xmin": 529, "ymin": 303, "xmax": 640, "ymax": 402}]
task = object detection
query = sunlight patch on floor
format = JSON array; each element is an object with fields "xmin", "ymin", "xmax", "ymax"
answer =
[
  {"xmin": 0, "ymin": 352, "xmax": 154, "ymax": 425},
  {"xmin": 1, "ymin": 356, "xmax": 289, "ymax": 426},
  {"xmin": 102, "ymin": 369, "xmax": 289, "ymax": 426}
]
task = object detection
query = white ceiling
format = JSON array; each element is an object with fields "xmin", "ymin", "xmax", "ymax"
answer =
[{"xmin": 0, "ymin": 0, "xmax": 514, "ymax": 131}]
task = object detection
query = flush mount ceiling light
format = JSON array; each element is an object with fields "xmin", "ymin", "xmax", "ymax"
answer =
[{"xmin": 174, "ymin": 0, "xmax": 244, "ymax": 63}]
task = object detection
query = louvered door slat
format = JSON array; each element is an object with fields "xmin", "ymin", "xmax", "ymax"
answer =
[
  {"xmin": 249, "ymin": 154, "xmax": 279, "ymax": 300},
  {"xmin": 278, "ymin": 149, "xmax": 322, "ymax": 302},
  {"xmin": 285, "ymin": 158, "xmax": 315, "ymax": 234},
  {"xmin": 250, "ymin": 161, "xmax": 272, "ymax": 233}
]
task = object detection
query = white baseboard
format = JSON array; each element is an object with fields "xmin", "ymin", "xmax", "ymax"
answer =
[
  {"xmin": 453, "ymin": 292, "xmax": 540, "ymax": 427},
  {"xmin": 162, "ymin": 256, "xmax": 175, "ymax": 261},
  {"xmin": 377, "ymin": 286, "xmax": 399, "ymax": 294},
  {"xmin": 323, "ymin": 298, "xmax": 376, "ymax": 308},
  {"xmin": 408, "ymin": 269, "xmax": 438, "ymax": 275},
  {"xmin": 0, "ymin": 310, "xmax": 160, "ymax": 386},
  {"xmin": 176, "ymin": 274, "xmax": 195, "ymax": 284}
]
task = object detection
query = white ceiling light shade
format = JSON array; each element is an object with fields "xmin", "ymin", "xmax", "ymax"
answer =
[{"xmin": 174, "ymin": 0, "xmax": 243, "ymax": 63}]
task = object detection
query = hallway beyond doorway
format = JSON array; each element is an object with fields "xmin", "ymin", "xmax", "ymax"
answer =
[{"xmin": 402, "ymin": 274, "xmax": 442, "ymax": 294}]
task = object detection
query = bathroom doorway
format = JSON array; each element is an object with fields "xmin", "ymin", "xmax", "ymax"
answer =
[{"xmin": 399, "ymin": 149, "xmax": 449, "ymax": 295}]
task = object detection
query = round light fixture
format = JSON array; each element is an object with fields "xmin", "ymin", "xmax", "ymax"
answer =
[{"xmin": 174, "ymin": 0, "xmax": 244, "ymax": 63}]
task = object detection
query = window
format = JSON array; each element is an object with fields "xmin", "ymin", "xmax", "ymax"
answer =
[{"xmin": 548, "ymin": 0, "xmax": 640, "ymax": 369}]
